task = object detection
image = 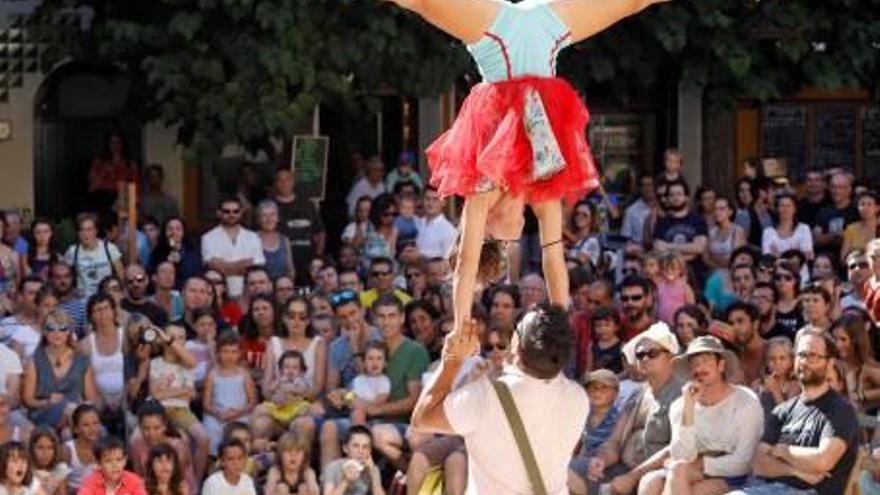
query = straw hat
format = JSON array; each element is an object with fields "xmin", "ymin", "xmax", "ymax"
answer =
[{"xmin": 672, "ymin": 335, "xmax": 740, "ymax": 381}]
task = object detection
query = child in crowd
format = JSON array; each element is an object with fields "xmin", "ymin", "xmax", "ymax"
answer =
[
  {"xmin": 78, "ymin": 436, "xmax": 147, "ymax": 495},
  {"xmin": 148, "ymin": 324, "xmax": 209, "ymax": 483},
  {"xmin": 220, "ymin": 423, "xmax": 273, "ymax": 481},
  {"xmin": 202, "ymin": 331, "xmax": 257, "ymax": 456},
  {"xmin": 0, "ymin": 441, "xmax": 41, "ymax": 495},
  {"xmin": 63, "ymin": 404, "xmax": 101, "ymax": 493},
  {"xmin": 202, "ymin": 439, "xmax": 256, "ymax": 495},
  {"xmin": 349, "ymin": 342, "xmax": 391, "ymax": 425},
  {"xmin": 570, "ymin": 370, "xmax": 622, "ymax": 491},
  {"xmin": 656, "ymin": 250, "xmax": 695, "ymax": 324},
  {"xmin": 393, "ymin": 194, "xmax": 419, "ymax": 248},
  {"xmin": 130, "ymin": 403, "xmax": 195, "ymax": 495},
  {"xmin": 641, "ymin": 251, "xmax": 663, "ymax": 286},
  {"xmin": 321, "ymin": 425, "xmax": 384, "ymax": 495},
  {"xmin": 185, "ymin": 307, "xmax": 218, "ymax": 389},
  {"xmin": 29, "ymin": 426, "xmax": 70, "ymax": 495},
  {"xmin": 590, "ymin": 307, "xmax": 624, "ymax": 374},
  {"xmin": 144, "ymin": 443, "xmax": 189, "ymax": 495},
  {"xmin": 254, "ymin": 350, "xmax": 311, "ymax": 434},
  {"xmin": 751, "ymin": 337, "xmax": 800, "ymax": 414},
  {"xmin": 264, "ymin": 434, "xmax": 319, "ymax": 495}
]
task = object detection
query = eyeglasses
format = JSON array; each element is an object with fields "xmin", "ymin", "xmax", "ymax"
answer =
[
  {"xmin": 220, "ymin": 208, "xmax": 241, "ymax": 215},
  {"xmin": 371, "ymin": 270, "xmax": 392, "ymax": 277},
  {"xmin": 329, "ymin": 290, "xmax": 359, "ymax": 308},
  {"xmin": 45, "ymin": 323, "xmax": 70, "ymax": 333},
  {"xmin": 773, "ymin": 273, "xmax": 795, "ymax": 282},
  {"xmin": 635, "ymin": 348, "xmax": 664, "ymax": 361},
  {"xmin": 795, "ymin": 351, "xmax": 829, "ymax": 363},
  {"xmin": 484, "ymin": 343, "xmax": 508, "ymax": 352},
  {"xmin": 849, "ymin": 262, "xmax": 869, "ymax": 270},
  {"xmin": 620, "ymin": 294, "xmax": 644, "ymax": 303}
]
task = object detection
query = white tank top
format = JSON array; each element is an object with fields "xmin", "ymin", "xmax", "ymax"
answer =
[
  {"xmin": 270, "ymin": 336, "xmax": 321, "ymax": 386},
  {"xmin": 89, "ymin": 327, "xmax": 125, "ymax": 408},
  {"xmin": 66, "ymin": 440, "xmax": 96, "ymax": 491}
]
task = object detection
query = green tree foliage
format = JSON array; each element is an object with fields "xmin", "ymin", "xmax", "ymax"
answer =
[{"xmin": 30, "ymin": 0, "xmax": 879, "ymax": 159}]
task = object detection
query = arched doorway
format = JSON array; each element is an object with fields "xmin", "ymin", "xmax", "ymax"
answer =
[{"xmin": 33, "ymin": 62, "xmax": 143, "ymax": 220}]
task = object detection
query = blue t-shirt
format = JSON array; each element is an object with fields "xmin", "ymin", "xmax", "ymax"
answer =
[{"xmin": 654, "ymin": 213, "xmax": 708, "ymax": 245}]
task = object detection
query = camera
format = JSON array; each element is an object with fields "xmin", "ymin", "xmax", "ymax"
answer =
[{"xmin": 139, "ymin": 325, "xmax": 159, "ymax": 345}]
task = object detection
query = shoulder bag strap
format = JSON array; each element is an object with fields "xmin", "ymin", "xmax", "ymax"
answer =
[{"xmin": 492, "ymin": 380, "xmax": 548, "ymax": 495}]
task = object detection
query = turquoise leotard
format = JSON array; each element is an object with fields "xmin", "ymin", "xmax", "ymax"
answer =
[{"xmin": 467, "ymin": 0, "xmax": 572, "ymax": 82}]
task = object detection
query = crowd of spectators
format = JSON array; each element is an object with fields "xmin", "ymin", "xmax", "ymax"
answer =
[{"xmin": 0, "ymin": 148, "xmax": 878, "ymax": 495}]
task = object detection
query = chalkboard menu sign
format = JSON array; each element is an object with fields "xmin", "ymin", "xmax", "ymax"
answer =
[
  {"xmin": 761, "ymin": 105, "xmax": 807, "ymax": 177},
  {"xmin": 814, "ymin": 108, "xmax": 856, "ymax": 170},
  {"xmin": 865, "ymin": 106, "xmax": 880, "ymax": 179},
  {"xmin": 291, "ymin": 135, "xmax": 329, "ymax": 201}
]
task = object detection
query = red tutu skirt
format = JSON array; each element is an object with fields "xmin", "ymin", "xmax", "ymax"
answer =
[{"xmin": 426, "ymin": 76, "xmax": 600, "ymax": 204}]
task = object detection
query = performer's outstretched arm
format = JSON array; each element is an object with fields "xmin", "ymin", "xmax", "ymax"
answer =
[
  {"xmin": 383, "ymin": 0, "xmax": 500, "ymax": 44},
  {"xmin": 551, "ymin": 0, "xmax": 671, "ymax": 44}
]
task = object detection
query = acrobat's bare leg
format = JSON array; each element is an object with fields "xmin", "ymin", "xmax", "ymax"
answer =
[
  {"xmin": 530, "ymin": 199, "xmax": 569, "ymax": 308},
  {"xmin": 453, "ymin": 189, "xmax": 503, "ymax": 331}
]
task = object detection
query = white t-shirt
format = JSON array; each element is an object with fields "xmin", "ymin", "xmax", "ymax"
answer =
[
  {"xmin": 0, "ymin": 343, "xmax": 22, "ymax": 395},
  {"xmin": 761, "ymin": 224, "xmax": 813, "ymax": 257},
  {"xmin": 63, "ymin": 241, "xmax": 122, "ymax": 297},
  {"xmin": 346, "ymin": 178, "xmax": 386, "ymax": 218},
  {"xmin": 351, "ymin": 374, "xmax": 391, "ymax": 402},
  {"xmin": 149, "ymin": 357, "xmax": 196, "ymax": 409},
  {"xmin": 669, "ymin": 385, "xmax": 764, "ymax": 477},
  {"xmin": 621, "ymin": 199, "xmax": 652, "ymax": 244},
  {"xmin": 444, "ymin": 369, "xmax": 589, "ymax": 495},
  {"xmin": 200, "ymin": 226, "xmax": 265, "ymax": 298},
  {"xmin": 202, "ymin": 471, "xmax": 256, "ymax": 495},
  {"xmin": 416, "ymin": 214, "xmax": 457, "ymax": 259},
  {"xmin": 1, "ymin": 316, "xmax": 40, "ymax": 358}
]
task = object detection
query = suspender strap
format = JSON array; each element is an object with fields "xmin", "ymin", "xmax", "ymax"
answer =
[{"xmin": 492, "ymin": 380, "xmax": 548, "ymax": 495}]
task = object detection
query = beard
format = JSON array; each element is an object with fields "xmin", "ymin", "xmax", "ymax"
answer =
[{"xmin": 797, "ymin": 366, "xmax": 826, "ymax": 387}]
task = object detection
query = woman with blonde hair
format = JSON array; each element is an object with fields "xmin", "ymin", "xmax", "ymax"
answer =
[{"xmin": 22, "ymin": 309, "xmax": 98, "ymax": 430}]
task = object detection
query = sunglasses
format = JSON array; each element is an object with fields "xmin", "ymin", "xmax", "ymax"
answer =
[
  {"xmin": 220, "ymin": 208, "xmax": 241, "ymax": 215},
  {"xmin": 849, "ymin": 262, "xmax": 869, "ymax": 270},
  {"xmin": 371, "ymin": 270, "xmax": 392, "ymax": 277},
  {"xmin": 329, "ymin": 290, "xmax": 359, "ymax": 308},
  {"xmin": 620, "ymin": 294, "xmax": 644, "ymax": 303},
  {"xmin": 634, "ymin": 348, "xmax": 664, "ymax": 361},
  {"xmin": 773, "ymin": 273, "xmax": 795, "ymax": 282},
  {"xmin": 484, "ymin": 343, "xmax": 508, "ymax": 352},
  {"xmin": 45, "ymin": 323, "xmax": 71, "ymax": 333}
]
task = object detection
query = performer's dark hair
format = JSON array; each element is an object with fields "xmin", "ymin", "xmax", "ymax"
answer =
[{"xmin": 447, "ymin": 233, "xmax": 505, "ymax": 285}]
